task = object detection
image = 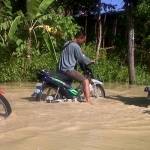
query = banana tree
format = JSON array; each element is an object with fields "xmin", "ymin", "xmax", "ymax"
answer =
[
  {"xmin": 7, "ymin": 0, "xmax": 55, "ymax": 59},
  {"xmin": 0, "ymin": 0, "xmax": 13, "ymax": 48},
  {"xmin": 26, "ymin": 0, "xmax": 56, "ymax": 59}
]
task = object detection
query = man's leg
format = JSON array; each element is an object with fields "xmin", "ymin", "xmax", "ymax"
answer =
[
  {"xmin": 82, "ymin": 79, "xmax": 91, "ymax": 103},
  {"xmin": 62, "ymin": 70, "xmax": 92, "ymax": 103}
]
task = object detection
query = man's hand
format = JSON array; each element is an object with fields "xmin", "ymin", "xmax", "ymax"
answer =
[
  {"xmin": 90, "ymin": 60, "xmax": 96, "ymax": 64},
  {"xmin": 86, "ymin": 100, "xmax": 93, "ymax": 105}
]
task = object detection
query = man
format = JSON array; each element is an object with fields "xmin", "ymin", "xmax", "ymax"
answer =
[{"xmin": 58, "ymin": 30, "xmax": 93, "ymax": 104}]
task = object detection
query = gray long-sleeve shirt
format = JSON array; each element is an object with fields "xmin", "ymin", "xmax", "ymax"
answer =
[{"xmin": 59, "ymin": 41, "xmax": 91, "ymax": 72}]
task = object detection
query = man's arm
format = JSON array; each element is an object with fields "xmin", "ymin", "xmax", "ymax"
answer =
[{"xmin": 75, "ymin": 47, "xmax": 91, "ymax": 65}]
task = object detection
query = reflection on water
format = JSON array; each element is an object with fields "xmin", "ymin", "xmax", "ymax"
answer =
[
  {"xmin": 0, "ymin": 83, "xmax": 150, "ymax": 150},
  {"xmin": 0, "ymin": 81, "xmax": 147, "ymax": 88},
  {"xmin": 0, "ymin": 82, "xmax": 36, "ymax": 90},
  {"xmin": 105, "ymin": 82, "xmax": 145, "ymax": 91}
]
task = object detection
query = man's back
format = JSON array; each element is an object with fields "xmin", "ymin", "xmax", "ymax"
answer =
[{"xmin": 59, "ymin": 41, "xmax": 91, "ymax": 72}]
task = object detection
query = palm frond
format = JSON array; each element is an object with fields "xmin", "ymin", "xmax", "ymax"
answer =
[
  {"xmin": 26, "ymin": 0, "xmax": 42, "ymax": 19},
  {"xmin": 37, "ymin": 14, "xmax": 52, "ymax": 23},
  {"xmin": 27, "ymin": 0, "xmax": 54, "ymax": 19},
  {"xmin": 39, "ymin": 0, "xmax": 54, "ymax": 13},
  {"xmin": 8, "ymin": 16, "xmax": 22, "ymax": 40},
  {"xmin": 0, "ymin": 20, "xmax": 12, "ymax": 31},
  {"xmin": 43, "ymin": 32, "xmax": 58, "ymax": 62}
]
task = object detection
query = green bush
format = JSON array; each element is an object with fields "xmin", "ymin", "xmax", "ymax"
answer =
[
  {"xmin": 0, "ymin": 6, "xmax": 79, "ymax": 82},
  {"xmin": 0, "ymin": 41, "xmax": 150, "ymax": 85},
  {"xmin": 136, "ymin": 65, "xmax": 150, "ymax": 85},
  {"xmin": 82, "ymin": 43, "xmax": 150, "ymax": 85},
  {"xmin": 92, "ymin": 59, "xmax": 128, "ymax": 83},
  {"xmin": 0, "ymin": 52, "xmax": 57, "ymax": 82}
]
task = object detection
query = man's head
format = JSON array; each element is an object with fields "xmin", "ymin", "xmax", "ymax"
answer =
[{"xmin": 74, "ymin": 30, "xmax": 86, "ymax": 45}]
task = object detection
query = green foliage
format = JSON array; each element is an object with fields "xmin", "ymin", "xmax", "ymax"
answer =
[
  {"xmin": 43, "ymin": 32, "xmax": 58, "ymax": 62},
  {"xmin": 82, "ymin": 42, "xmax": 107, "ymax": 60},
  {"xmin": 134, "ymin": 0, "xmax": 150, "ymax": 67},
  {"xmin": 0, "ymin": 20, "xmax": 12, "ymax": 31},
  {"xmin": 0, "ymin": 0, "xmax": 150, "ymax": 85},
  {"xmin": 48, "ymin": 8, "xmax": 79, "ymax": 40},
  {"xmin": 0, "ymin": 52, "xmax": 57, "ymax": 82},
  {"xmin": 136, "ymin": 65, "xmax": 150, "ymax": 85},
  {"xmin": 0, "ymin": 0, "xmax": 13, "ymax": 21},
  {"xmin": 95, "ymin": 58, "xmax": 129, "ymax": 83},
  {"xmin": 26, "ymin": 0, "xmax": 42, "ymax": 19},
  {"xmin": 8, "ymin": 15, "xmax": 22, "ymax": 40},
  {"xmin": 14, "ymin": 40, "xmax": 28, "ymax": 57},
  {"xmin": 93, "ymin": 57, "xmax": 150, "ymax": 84},
  {"xmin": 26, "ymin": 0, "xmax": 55, "ymax": 19},
  {"xmin": 0, "ymin": 1, "xmax": 79, "ymax": 82},
  {"xmin": 81, "ymin": 43, "xmax": 128, "ymax": 82},
  {"xmin": 137, "ymin": 0, "xmax": 150, "ymax": 17},
  {"xmin": 39, "ymin": 0, "xmax": 54, "ymax": 14},
  {"xmin": 82, "ymin": 43, "xmax": 150, "ymax": 84},
  {"xmin": 0, "ymin": 0, "xmax": 13, "ymax": 50}
]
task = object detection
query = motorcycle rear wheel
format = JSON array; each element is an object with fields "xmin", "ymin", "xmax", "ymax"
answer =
[
  {"xmin": 35, "ymin": 86, "xmax": 62, "ymax": 102},
  {"xmin": 0, "ymin": 95, "xmax": 12, "ymax": 118}
]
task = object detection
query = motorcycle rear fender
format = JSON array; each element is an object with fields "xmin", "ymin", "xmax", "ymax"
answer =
[
  {"xmin": 0, "ymin": 88, "xmax": 5, "ymax": 95},
  {"xmin": 91, "ymin": 79, "xmax": 103, "ymax": 85}
]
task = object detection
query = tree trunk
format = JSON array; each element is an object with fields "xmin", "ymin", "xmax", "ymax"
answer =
[
  {"xmin": 114, "ymin": 17, "xmax": 117, "ymax": 36},
  {"xmin": 127, "ymin": 3, "xmax": 136, "ymax": 84},
  {"xmin": 96, "ymin": 16, "xmax": 102, "ymax": 60},
  {"xmin": 113, "ymin": 17, "xmax": 117, "ymax": 45},
  {"xmin": 96, "ymin": 1, "xmax": 102, "ymax": 61},
  {"xmin": 85, "ymin": 15, "xmax": 88, "ymax": 36},
  {"xmin": 102, "ymin": 14, "xmax": 107, "ymax": 48}
]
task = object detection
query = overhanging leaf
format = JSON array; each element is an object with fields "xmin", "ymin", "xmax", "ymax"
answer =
[
  {"xmin": 43, "ymin": 32, "xmax": 53, "ymax": 51},
  {"xmin": 26, "ymin": 0, "xmax": 42, "ymax": 19},
  {"xmin": 43, "ymin": 32, "xmax": 58, "ymax": 62},
  {"xmin": 8, "ymin": 16, "xmax": 22, "ymax": 40},
  {"xmin": 39, "ymin": 0, "xmax": 54, "ymax": 14},
  {"xmin": 0, "ymin": 20, "xmax": 12, "ymax": 31},
  {"xmin": 27, "ymin": 0, "xmax": 54, "ymax": 19}
]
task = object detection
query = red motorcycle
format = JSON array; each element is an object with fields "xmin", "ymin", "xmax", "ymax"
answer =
[{"xmin": 0, "ymin": 88, "xmax": 12, "ymax": 118}]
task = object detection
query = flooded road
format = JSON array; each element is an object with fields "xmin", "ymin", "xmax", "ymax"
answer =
[{"xmin": 0, "ymin": 83, "xmax": 150, "ymax": 150}]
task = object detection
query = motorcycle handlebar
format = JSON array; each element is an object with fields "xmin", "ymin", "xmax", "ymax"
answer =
[{"xmin": 79, "ymin": 63, "xmax": 94, "ymax": 78}]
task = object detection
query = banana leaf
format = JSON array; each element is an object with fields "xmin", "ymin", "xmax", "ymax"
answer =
[{"xmin": 8, "ymin": 16, "xmax": 22, "ymax": 40}]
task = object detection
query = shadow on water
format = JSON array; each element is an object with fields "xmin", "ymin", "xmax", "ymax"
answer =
[
  {"xmin": 0, "ymin": 113, "xmax": 5, "ymax": 118},
  {"xmin": 143, "ymin": 110, "xmax": 150, "ymax": 114},
  {"xmin": 107, "ymin": 95, "xmax": 150, "ymax": 108},
  {"xmin": 22, "ymin": 97, "xmax": 35, "ymax": 101}
]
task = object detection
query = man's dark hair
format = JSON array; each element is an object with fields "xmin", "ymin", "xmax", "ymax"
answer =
[{"xmin": 75, "ymin": 29, "xmax": 86, "ymax": 38}]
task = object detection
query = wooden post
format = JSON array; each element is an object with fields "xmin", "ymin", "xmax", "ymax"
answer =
[
  {"xmin": 96, "ymin": 1, "xmax": 102, "ymax": 61},
  {"xmin": 127, "ymin": 2, "xmax": 136, "ymax": 84}
]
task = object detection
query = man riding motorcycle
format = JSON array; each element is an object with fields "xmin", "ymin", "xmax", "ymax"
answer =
[{"xmin": 58, "ymin": 30, "xmax": 94, "ymax": 104}]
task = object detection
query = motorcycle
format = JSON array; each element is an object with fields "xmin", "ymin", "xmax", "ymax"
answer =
[
  {"xmin": 0, "ymin": 88, "xmax": 12, "ymax": 118},
  {"xmin": 32, "ymin": 63, "xmax": 105, "ymax": 103},
  {"xmin": 144, "ymin": 86, "xmax": 150, "ymax": 98}
]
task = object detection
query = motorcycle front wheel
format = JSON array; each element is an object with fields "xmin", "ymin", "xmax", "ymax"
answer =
[
  {"xmin": 92, "ymin": 84, "xmax": 105, "ymax": 98},
  {"xmin": 0, "ymin": 94, "xmax": 12, "ymax": 118}
]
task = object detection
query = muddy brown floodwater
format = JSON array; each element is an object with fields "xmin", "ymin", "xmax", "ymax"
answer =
[{"xmin": 0, "ymin": 83, "xmax": 150, "ymax": 150}]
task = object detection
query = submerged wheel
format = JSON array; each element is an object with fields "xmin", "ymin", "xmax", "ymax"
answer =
[
  {"xmin": 35, "ymin": 86, "xmax": 51, "ymax": 101},
  {"xmin": 0, "ymin": 95, "xmax": 12, "ymax": 118},
  {"xmin": 92, "ymin": 84, "xmax": 105, "ymax": 98},
  {"xmin": 35, "ymin": 86, "xmax": 62, "ymax": 102}
]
